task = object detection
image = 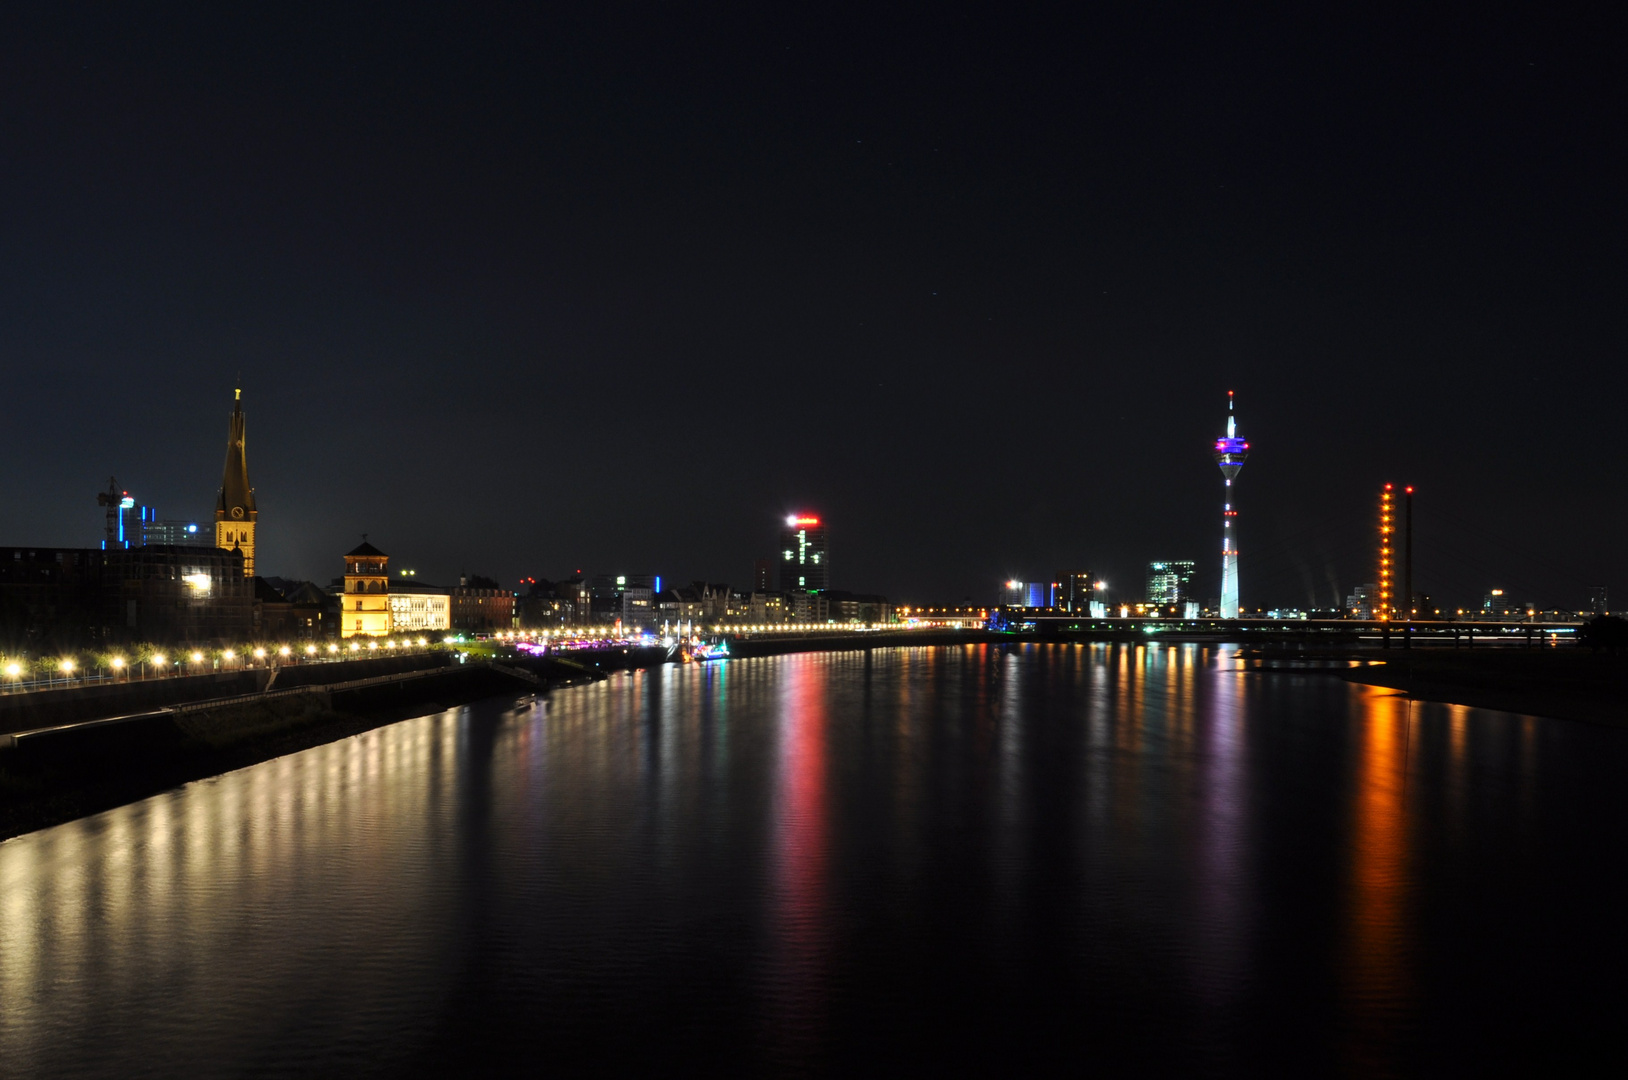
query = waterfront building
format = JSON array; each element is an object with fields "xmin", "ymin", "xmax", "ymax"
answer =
[
  {"xmin": 826, "ymin": 591, "xmax": 892, "ymax": 623},
  {"xmin": 452, "ymin": 577, "xmax": 517, "ymax": 632},
  {"xmin": 1212, "ymin": 393, "xmax": 1248, "ymax": 618},
  {"xmin": 388, "ymin": 586, "xmax": 452, "ymax": 633},
  {"xmin": 214, "ymin": 389, "xmax": 258, "ymax": 577},
  {"xmin": 1146, "ymin": 561, "xmax": 1196, "ymax": 606},
  {"xmin": 749, "ymin": 591, "xmax": 788, "ymax": 624},
  {"xmin": 780, "ymin": 514, "xmax": 828, "ymax": 593},
  {"xmin": 341, "ymin": 541, "xmax": 392, "ymax": 638},
  {"xmin": 1590, "ymin": 586, "xmax": 1609, "ymax": 616},
  {"xmin": 790, "ymin": 590, "xmax": 829, "ymax": 623},
  {"xmin": 1346, "ymin": 583, "xmax": 1376, "ymax": 619}
]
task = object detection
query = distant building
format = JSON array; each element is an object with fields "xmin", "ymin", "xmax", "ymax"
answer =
[
  {"xmin": 780, "ymin": 514, "xmax": 828, "ymax": 593},
  {"xmin": 826, "ymin": 591, "xmax": 891, "ymax": 624},
  {"xmin": 754, "ymin": 558, "xmax": 773, "ymax": 592},
  {"xmin": 1054, "ymin": 571, "xmax": 1095, "ymax": 613},
  {"xmin": 0, "ymin": 544, "xmax": 252, "ymax": 646},
  {"xmin": 1589, "ymin": 586, "xmax": 1609, "ymax": 616},
  {"xmin": 584, "ymin": 574, "xmax": 654, "ymax": 628},
  {"xmin": 214, "ymin": 389, "xmax": 258, "ymax": 577},
  {"xmin": 789, "ymin": 591, "xmax": 829, "ymax": 623},
  {"xmin": 1003, "ymin": 581, "xmax": 1053, "ymax": 608},
  {"xmin": 749, "ymin": 592, "xmax": 788, "ymax": 624},
  {"xmin": 144, "ymin": 519, "xmax": 208, "ymax": 547},
  {"xmin": 1146, "ymin": 561, "xmax": 1196, "ymax": 606},
  {"xmin": 452, "ymin": 576, "xmax": 516, "ymax": 632},
  {"xmin": 1346, "ymin": 583, "xmax": 1375, "ymax": 619},
  {"xmin": 341, "ymin": 541, "xmax": 392, "ymax": 638}
]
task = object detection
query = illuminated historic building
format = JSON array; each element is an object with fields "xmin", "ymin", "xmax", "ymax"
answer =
[
  {"xmin": 341, "ymin": 540, "xmax": 392, "ymax": 637},
  {"xmin": 214, "ymin": 389, "xmax": 258, "ymax": 576},
  {"xmin": 388, "ymin": 588, "xmax": 451, "ymax": 633}
]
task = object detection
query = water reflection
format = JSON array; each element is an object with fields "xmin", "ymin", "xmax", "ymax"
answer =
[
  {"xmin": 1341, "ymin": 687, "xmax": 1416, "ymax": 1072},
  {"xmin": 4, "ymin": 645, "xmax": 1628, "ymax": 1075}
]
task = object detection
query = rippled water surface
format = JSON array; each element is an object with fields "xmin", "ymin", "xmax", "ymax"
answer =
[{"xmin": 4, "ymin": 644, "xmax": 1627, "ymax": 1076}]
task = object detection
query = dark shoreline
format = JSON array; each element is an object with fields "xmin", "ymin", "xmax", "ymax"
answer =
[
  {"xmin": 0, "ymin": 665, "xmax": 542, "ymax": 843},
  {"xmin": 1242, "ymin": 646, "xmax": 1628, "ymax": 729}
]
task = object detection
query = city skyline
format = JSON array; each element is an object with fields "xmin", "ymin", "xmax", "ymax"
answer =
[{"xmin": 0, "ymin": 379, "xmax": 1612, "ymax": 614}]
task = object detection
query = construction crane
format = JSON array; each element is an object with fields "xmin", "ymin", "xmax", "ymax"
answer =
[{"xmin": 96, "ymin": 476, "xmax": 123, "ymax": 546}]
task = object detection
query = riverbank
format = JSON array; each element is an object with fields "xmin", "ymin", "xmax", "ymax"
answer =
[
  {"xmin": 1243, "ymin": 646, "xmax": 1628, "ymax": 728},
  {"xmin": 0, "ymin": 663, "xmax": 547, "ymax": 842}
]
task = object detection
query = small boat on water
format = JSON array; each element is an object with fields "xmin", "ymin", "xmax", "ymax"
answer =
[{"xmin": 691, "ymin": 641, "xmax": 730, "ymax": 662}]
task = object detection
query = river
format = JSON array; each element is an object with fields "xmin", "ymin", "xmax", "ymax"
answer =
[{"xmin": 3, "ymin": 644, "xmax": 1625, "ymax": 1076}]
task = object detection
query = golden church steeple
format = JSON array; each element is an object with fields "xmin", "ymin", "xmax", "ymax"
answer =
[{"xmin": 215, "ymin": 387, "xmax": 258, "ymax": 576}]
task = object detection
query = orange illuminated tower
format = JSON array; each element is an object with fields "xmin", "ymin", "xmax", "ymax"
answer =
[{"xmin": 1377, "ymin": 485, "xmax": 1394, "ymax": 621}]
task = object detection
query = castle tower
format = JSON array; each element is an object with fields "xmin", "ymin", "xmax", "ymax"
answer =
[
  {"xmin": 1212, "ymin": 392, "xmax": 1249, "ymax": 619},
  {"xmin": 342, "ymin": 540, "xmax": 392, "ymax": 638},
  {"xmin": 214, "ymin": 388, "xmax": 258, "ymax": 576}
]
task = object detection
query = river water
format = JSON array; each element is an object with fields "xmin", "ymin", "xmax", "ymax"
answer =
[{"xmin": 3, "ymin": 644, "xmax": 1626, "ymax": 1076}]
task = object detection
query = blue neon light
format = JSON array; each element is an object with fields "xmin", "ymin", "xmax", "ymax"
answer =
[{"xmin": 654, "ymin": 575, "xmax": 662, "ymax": 594}]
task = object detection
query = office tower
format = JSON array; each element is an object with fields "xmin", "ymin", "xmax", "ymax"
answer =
[
  {"xmin": 1146, "ymin": 561, "xmax": 1196, "ymax": 606},
  {"xmin": 1054, "ymin": 571, "xmax": 1095, "ymax": 612},
  {"xmin": 780, "ymin": 514, "xmax": 828, "ymax": 593}
]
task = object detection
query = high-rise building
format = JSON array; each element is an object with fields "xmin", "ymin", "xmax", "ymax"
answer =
[
  {"xmin": 1054, "ymin": 571, "xmax": 1095, "ymax": 612},
  {"xmin": 1212, "ymin": 392, "xmax": 1248, "ymax": 619},
  {"xmin": 1146, "ymin": 561, "xmax": 1196, "ymax": 605},
  {"xmin": 1589, "ymin": 587, "xmax": 1609, "ymax": 616},
  {"xmin": 754, "ymin": 558, "xmax": 773, "ymax": 592},
  {"xmin": 341, "ymin": 540, "xmax": 392, "ymax": 637},
  {"xmin": 214, "ymin": 388, "xmax": 258, "ymax": 577},
  {"xmin": 780, "ymin": 514, "xmax": 828, "ymax": 593}
]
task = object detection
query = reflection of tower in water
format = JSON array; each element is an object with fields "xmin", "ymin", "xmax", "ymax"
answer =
[{"xmin": 1212, "ymin": 393, "xmax": 1249, "ymax": 619}]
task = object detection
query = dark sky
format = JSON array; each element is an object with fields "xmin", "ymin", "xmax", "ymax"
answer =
[{"xmin": 1, "ymin": 6, "xmax": 1623, "ymax": 609}]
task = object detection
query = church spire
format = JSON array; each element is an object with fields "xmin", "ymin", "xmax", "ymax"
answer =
[{"xmin": 215, "ymin": 387, "xmax": 258, "ymax": 576}]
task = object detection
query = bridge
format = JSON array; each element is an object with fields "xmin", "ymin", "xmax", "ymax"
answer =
[{"xmin": 997, "ymin": 611, "xmax": 1584, "ymax": 647}]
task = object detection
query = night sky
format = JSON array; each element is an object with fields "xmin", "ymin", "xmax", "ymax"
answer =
[{"xmin": 2, "ymin": 7, "xmax": 1622, "ymax": 609}]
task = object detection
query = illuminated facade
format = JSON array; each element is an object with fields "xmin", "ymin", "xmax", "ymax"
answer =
[
  {"xmin": 341, "ymin": 541, "xmax": 392, "ymax": 637},
  {"xmin": 780, "ymin": 514, "xmax": 828, "ymax": 593},
  {"xmin": 1377, "ymin": 485, "xmax": 1394, "ymax": 621},
  {"xmin": 214, "ymin": 388, "xmax": 258, "ymax": 576},
  {"xmin": 1146, "ymin": 561, "xmax": 1196, "ymax": 606},
  {"xmin": 1212, "ymin": 393, "xmax": 1248, "ymax": 619},
  {"xmin": 388, "ymin": 590, "xmax": 451, "ymax": 632}
]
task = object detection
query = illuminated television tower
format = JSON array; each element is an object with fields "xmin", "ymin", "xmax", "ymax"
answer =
[{"xmin": 1212, "ymin": 392, "xmax": 1249, "ymax": 619}]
